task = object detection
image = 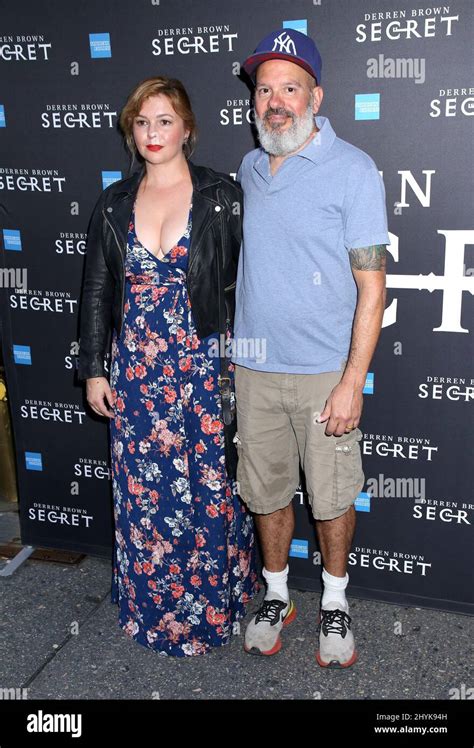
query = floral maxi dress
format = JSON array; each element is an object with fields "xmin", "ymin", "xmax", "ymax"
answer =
[{"xmin": 109, "ymin": 199, "xmax": 258, "ymax": 657}]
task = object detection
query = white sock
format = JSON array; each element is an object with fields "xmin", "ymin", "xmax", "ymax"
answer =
[
  {"xmin": 321, "ymin": 567, "xmax": 349, "ymax": 610},
  {"xmin": 262, "ymin": 564, "xmax": 289, "ymax": 603}
]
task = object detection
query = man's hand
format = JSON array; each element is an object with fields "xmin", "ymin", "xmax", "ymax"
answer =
[
  {"xmin": 86, "ymin": 377, "xmax": 115, "ymax": 418},
  {"xmin": 318, "ymin": 380, "xmax": 363, "ymax": 436}
]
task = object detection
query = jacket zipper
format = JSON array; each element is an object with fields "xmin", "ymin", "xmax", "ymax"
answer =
[
  {"xmin": 220, "ymin": 205, "xmax": 236, "ymax": 294},
  {"xmin": 187, "ymin": 210, "xmax": 221, "ymax": 277},
  {"xmin": 102, "ymin": 208, "xmax": 125, "ymax": 335}
]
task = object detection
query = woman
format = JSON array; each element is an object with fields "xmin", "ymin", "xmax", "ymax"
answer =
[{"xmin": 77, "ymin": 76, "xmax": 258, "ymax": 657}]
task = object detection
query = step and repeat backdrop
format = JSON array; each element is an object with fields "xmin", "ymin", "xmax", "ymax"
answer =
[{"xmin": 1, "ymin": 0, "xmax": 472, "ymax": 614}]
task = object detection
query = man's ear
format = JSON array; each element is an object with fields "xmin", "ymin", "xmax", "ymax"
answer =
[{"xmin": 312, "ymin": 85, "xmax": 324, "ymax": 113}]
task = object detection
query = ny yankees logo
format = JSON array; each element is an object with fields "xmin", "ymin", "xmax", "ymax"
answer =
[{"xmin": 271, "ymin": 32, "xmax": 297, "ymax": 56}]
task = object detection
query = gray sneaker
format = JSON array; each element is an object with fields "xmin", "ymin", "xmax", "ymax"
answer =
[
  {"xmin": 244, "ymin": 592, "xmax": 297, "ymax": 656},
  {"xmin": 316, "ymin": 600, "xmax": 358, "ymax": 668}
]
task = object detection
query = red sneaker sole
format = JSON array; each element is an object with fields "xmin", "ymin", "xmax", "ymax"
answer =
[{"xmin": 315, "ymin": 649, "xmax": 358, "ymax": 668}]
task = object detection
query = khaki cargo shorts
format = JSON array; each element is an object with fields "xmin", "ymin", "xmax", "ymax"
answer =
[{"xmin": 233, "ymin": 363, "xmax": 364, "ymax": 521}]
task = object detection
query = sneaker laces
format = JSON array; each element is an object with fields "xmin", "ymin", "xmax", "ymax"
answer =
[
  {"xmin": 320, "ymin": 608, "xmax": 351, "ymax": 638},
  {"xmin": 255, "ymin": 599, "xmax": 288, "ymax": 626}
]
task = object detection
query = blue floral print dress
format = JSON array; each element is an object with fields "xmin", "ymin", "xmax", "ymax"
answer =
[{"xmin": 109, "ymin": 198, "xmax": 258, "ymax": 657}]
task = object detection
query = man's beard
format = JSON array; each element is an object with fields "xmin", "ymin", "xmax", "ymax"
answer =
[{"xmin": 254, "ymin": 96, "xmax": 316, "ymax": 157}]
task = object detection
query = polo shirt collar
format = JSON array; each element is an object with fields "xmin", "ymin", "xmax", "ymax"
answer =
[{"xmin": 253, "ymin": 115, "xmax": 336, "ymax": 181}]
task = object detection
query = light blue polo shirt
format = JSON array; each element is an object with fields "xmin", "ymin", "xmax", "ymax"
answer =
[{"xmin": 232, "ymin": 115, "xmax": 390, "ymax": 374}]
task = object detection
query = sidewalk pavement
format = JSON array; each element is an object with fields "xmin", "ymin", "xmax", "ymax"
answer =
[{"xmin": 0, "ymin": 508, "xmax": 472, "ymax": 700}]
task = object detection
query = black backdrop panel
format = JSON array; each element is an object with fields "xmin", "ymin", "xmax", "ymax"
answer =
[{"xmin": 0, "ymin": 0, "xmax": 472, "ymax": 613}]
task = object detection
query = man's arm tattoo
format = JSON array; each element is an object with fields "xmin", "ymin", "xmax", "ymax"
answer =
[{"xmin": 349, "ymin": 245, "xmax": 387, "ymax": 270}]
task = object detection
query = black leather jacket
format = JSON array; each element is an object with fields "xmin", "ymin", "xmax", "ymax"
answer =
[{"xmin": 77, "ymin": 160, "xmax": 242, "ymax": 381}]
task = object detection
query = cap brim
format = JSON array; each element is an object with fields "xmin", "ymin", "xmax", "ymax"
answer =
[{"xmin": 242, "ymin": 52, "xmax": 317, "ymax": 83}]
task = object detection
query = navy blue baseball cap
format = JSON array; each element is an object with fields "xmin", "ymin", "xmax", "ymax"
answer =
[{"xmin": 242, "ymin": 28, "xmax": 322, "ymax": 85}]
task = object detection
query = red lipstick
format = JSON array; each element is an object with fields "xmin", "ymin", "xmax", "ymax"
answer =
[{"xmin": 147, "ymin": 144, "xmax": 163, "ymax": 151}]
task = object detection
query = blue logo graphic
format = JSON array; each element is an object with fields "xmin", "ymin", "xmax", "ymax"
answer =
[
  {"xmin": 355, "ymin": 492, "xmax": 371, "ymax": 512},
  {"xmin": 0, "ymin": 105, "xmax": 5, "ymax": 127},
  {"xmin": 283, "ymin": 19, "xmax": 308, "ymax": 36},
  {"xmin": 89, "ymin": 33, "xmax": 112, "ymax": 59},
  {"xmin": 363, "ymin": 372, "xmax": 374, "ymax": 395},
  {"xmin": 355, "ymin": 93, "xmax": 380, "ymax": 120},
  {"xmin": 102, "ymin": 171, "xmax": 122, "ymax": 190},
  {"xmin": 13, "ymin": 345, "xmax": 32, "ymax": 365},
  {"xmin": 3, "ymin": 229, "xmax": 21, "ymax": 252},
  {"xmin": 25, "ymin": 452, "xmax": 43, "ymax": 471},
  {"xmin": 289, "ymin": 538, "xmax": 309, "ymax": 558}
]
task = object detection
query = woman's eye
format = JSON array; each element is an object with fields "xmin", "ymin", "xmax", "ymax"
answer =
[{"xmin": 160, "ymin": 120, "xmax": 172, "ymax": 126}]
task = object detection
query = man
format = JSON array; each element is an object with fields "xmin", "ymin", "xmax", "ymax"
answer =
[{"xmin": 232, "ymin": 28, "xmax": 390, "ymax": 667}]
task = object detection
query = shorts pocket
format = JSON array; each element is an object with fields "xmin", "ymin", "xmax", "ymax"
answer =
[
  {"xmin": 233, "ymin": 431, "xmax": 250, "ymax": 498},
  {"xmin": 333, "ymin": 427, "xmax": 364, "ymax": 511}
]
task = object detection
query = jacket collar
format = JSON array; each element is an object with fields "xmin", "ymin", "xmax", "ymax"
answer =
[{"xmin": 110, "ymin": 159, "xmax": 221, "ymax": 200}]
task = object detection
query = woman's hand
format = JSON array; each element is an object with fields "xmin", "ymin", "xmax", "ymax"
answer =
[{"xmin": 86, "ymin": 377, "xmax": 115, "ymax": 418}]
